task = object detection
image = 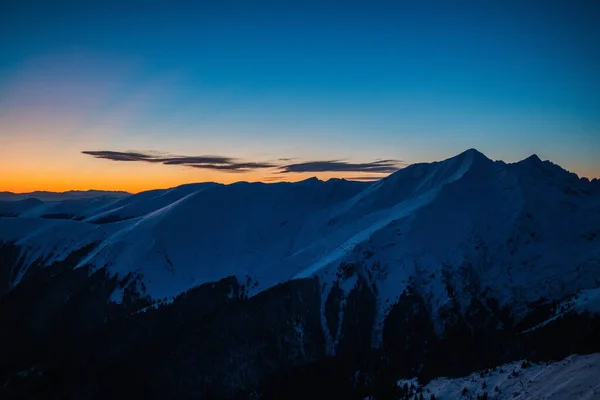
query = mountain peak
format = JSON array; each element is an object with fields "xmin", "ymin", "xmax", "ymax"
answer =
[
  {"xmin": 453, "ymin": 148, "xmax": 491, "ymax": 162},
  {"xmin": 462, "ymin": 148, "xmax": 485, "ymax": 156},
  {"xmin": 522, "ymin": 154, "xmax": 543, "ymax": 164},
  {"xmin": 299, "ymin": 177, "xmax": 321, "ymax": 184},
  {"xmin": 440, "ymin": 148, "xmax": 492, "ymax": 168}
]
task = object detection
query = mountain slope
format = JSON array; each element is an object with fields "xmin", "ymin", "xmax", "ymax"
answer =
[
  {"xmin": 7, "ymin": 148, "xmax": 598, "ymax": 307},
  {"xmin": 1, "ymin": 149, "xmax": 599, "ymax": 399},
  {"xmin": 398, "ymin": 352, "xmax": 600, "ymax": 400}
]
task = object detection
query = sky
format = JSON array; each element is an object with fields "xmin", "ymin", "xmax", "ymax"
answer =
[{"xmin": 1, "ymin": 0, "xmax": 599, "ymax": 193}]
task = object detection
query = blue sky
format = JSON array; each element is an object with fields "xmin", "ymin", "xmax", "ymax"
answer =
[{"xmin": 1, "ymin": 0, "xmax": 599, "ymax": 191}]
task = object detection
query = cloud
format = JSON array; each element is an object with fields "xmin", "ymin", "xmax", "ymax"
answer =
[
  {"xmin": 82, "ymin": 151, "xmax": 167, "ymax": 162},
  {"xmin": 262, "ymin": 176, "xmax": 288, "ymax": 182},
  {"xmin": 82, "ymin": 150, "xmax": 404, "ymax": 176},
  {"xmin": 344, "ymin": 176, "xmax": 384, "ymax": 182},
  {"xmin": 278, "ymin": 160, "xmax": 403, "ymax": 174},
  {"xmin": 188, "ymin": 161, "xmax": 278, "ymax": 172},
  {"xmin": 82, "ymin": 150, "xmax": 275, "ymax": 172}
]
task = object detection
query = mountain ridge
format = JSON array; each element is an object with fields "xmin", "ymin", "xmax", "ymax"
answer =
[
  {"xmin": 1, "ymin": 148, "xmax": 599, "ymax": 398},
  {"xmin": 1, "ymin": 148, "xmax": 597, "ymax": 303},
  {"xmin": 0, "ymin": 189, "xmax": 131, "ymax": 202},
  {"xmin": 2, "ymin": 148, "xmax": 593, "ymax": 197}
]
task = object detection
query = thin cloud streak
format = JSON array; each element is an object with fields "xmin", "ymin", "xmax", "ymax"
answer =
[
  {"xmin": 83, "ymin": 151, "xmax": 233, "ymax": 164},
  {"xmin": 344, "ymin": 176, "xmax": 384, "ymax": 182},
  {"xmin": 277, "ymin": 160, "xmax": 404, "ymax": 174},
  {"xmin": 82, "ymin": 150, "xmax": 273, "ymax": 172},
  {"xmin": 188, "ymin": 162, "xmax": 278, "ymax": 172}
]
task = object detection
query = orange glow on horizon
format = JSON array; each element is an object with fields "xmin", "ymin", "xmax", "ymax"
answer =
[
  {"xmin": 3, "ymin": 161, "xmax": 598, "ymax": 195},
  {"xmin": 0, "ymin": 170, "xmax": 388, "ymax": 194},
  {"xmin": 0, "ymin": 136, "xmax": 390, "ymax": 193},
  {"xmin": 2, "ymin": 132, "xmax": 599, "ymax": 194},
  {"xmin": 2, "ymin": 49, "xmax": 599, "ymax": 195},
  {"xmin": 1, "ymin": 116, "xmax": 598, "ymax": 194}
]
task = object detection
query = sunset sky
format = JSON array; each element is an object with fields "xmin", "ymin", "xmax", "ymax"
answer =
[{"xmin": 1, "ymin": 1, "xmax": 599, "ymax": 193}]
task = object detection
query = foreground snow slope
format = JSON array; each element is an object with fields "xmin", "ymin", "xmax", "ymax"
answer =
[
  {"xmin": 410, "ymin": 352, "xmax": 600, "ymax": 400},
  {"xmin": 1, "ymin": 149, "xmax": 598, "ymax": 318}
]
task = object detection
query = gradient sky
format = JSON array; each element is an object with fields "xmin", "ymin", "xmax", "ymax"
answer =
[{"xmin": 1, "ymin": 0, "xmax": 599, "ymax": 193}]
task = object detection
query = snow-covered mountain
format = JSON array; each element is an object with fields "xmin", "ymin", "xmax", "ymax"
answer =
[
  {"xmin": 1, "ymin": 149, "xmax": 599, "ymax": 399},
  {"xmin": 2, "ymin": 149, "xmax": 598, "ymax": 313}
]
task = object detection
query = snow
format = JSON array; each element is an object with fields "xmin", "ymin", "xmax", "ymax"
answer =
[
  {"xmin": 523, "ymin": 287, "xmax": 600, "ymax": 333},
  {"xmin": 576, "ymin": 288, "xmax": 600, "ymax": 314},
  {"xmin": 1, "ymin": 149, "xmax": 599, "ymax": 329},
  {"xmin": 418, "ymin": 353, "xmax": 600, "ymax": 400},
  {"xmin": 293, "ymin": 188, "xmax": 439, "ymax": 280}
]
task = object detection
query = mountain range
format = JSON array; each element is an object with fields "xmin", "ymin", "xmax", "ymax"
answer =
[
  {"xmin": 1, "ymin": 149, "xmax": 599, "ymax": 399},
  {"xmin": 0, "ymin": 190, "xmax": 130, "ymax": 202}
]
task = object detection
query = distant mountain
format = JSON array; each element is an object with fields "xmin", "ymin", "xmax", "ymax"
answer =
[
  {"xmin": 1, "ymin": 149, "xmax": 599, "ymax": 399},
  {"xmin": 0, "ymin": 190, "xmax": 130, "ymax": 202}
]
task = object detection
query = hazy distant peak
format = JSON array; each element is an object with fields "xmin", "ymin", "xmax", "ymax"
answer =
[
  {"xmin": 0, "ymin": 190, "xmax": 131, "ymax": 202},
  {"xmin": 297, "ymin": 177, "xmax": 321, "ymax": 185}
]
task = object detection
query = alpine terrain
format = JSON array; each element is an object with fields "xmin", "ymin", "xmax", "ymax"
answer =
[{"xmin": 1, "ymin": 149, "xmax": 599, "ymax": 399}]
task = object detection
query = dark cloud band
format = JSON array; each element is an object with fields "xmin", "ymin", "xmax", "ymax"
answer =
[{"xmin": 82, "ymin": 150, "xmax": 404, "ymax": 175}]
